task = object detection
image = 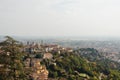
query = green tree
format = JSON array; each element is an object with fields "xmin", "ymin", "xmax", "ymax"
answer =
[
  {"xmin": 0, "ymin": 36, "xmax": 27, "ymax": 80},
  {"xmin": 35, "ymin": 53, "xmax": 43, "ymax": 59}
]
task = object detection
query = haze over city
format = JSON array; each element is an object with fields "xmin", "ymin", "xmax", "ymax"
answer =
[{"xmin": 0, "ymin": 0, "xmax": 120, "ymax": 37}]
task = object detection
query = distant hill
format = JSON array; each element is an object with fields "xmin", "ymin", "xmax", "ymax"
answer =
[
  {"xmin": 41, "ymin": 48, "xmax": 120, "ymax": 80},
  {"xmin": 75, "ymin": 48, "xmax": 120, "ymax": 69}
]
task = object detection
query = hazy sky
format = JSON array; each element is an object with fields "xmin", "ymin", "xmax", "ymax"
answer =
[{"xmin": 0, "ymin": 0, "xmax": 120, "ymax": 37}]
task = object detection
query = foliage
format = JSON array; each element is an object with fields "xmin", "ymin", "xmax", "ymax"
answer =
[
  {"xmin": 0, "ymin": 36, "xmax": 27, "ymax": 80},
  {"xmin": 1, "ymin": 36, "xmax": 120, "ymax": 80},
  {"xmin": 35, "ymin": 53, "xmax": 43, "ymax": 59},
  {"xmin": 41, "ymin": 48, "xmax": 120, "ymax": 80}
]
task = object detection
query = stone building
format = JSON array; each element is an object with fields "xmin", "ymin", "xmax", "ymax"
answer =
[{"xmin": 24, "ymin": 58, "xmax": 49, "ymax": 80}]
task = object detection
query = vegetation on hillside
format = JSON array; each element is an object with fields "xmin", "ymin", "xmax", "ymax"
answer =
[
  {"xmin": 0, "ymin": 36, "xmax": 27, "ymax": 80},
  {"xmin": 41, "ymin": 49, "xmax": 120, "ymax": 80},
  {"xmin": 0, "ymin": 36, "xmax": 120, "ymax": 80}
]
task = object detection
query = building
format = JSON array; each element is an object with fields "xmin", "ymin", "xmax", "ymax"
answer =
[{"xmin": 24, "ymin": 58, "xmax": 49, "ymax": 80}]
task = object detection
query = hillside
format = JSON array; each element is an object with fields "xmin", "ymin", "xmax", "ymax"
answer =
[
  {"xmin": 1, "ymin": 37, "xmax": 120, "ymax": 80},
  {"xmin": 41, "ymin": 50, "xmax": 120, "ymax": 80}
]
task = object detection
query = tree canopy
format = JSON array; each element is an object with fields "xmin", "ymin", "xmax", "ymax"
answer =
[{"xmin": 0, "ymin": 36, "xmax": 26, "ymax": 80}]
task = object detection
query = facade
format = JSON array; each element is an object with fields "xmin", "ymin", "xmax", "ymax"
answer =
[{"xmin": 24, "ymin": 58, "xmax": 49, "ymax": 80}]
